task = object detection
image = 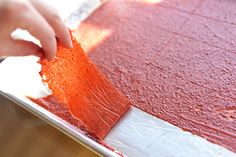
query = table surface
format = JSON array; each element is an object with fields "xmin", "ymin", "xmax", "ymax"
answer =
[{"xmin": 0, "ymin": 94, "xmax": 100, "ymax": 157}]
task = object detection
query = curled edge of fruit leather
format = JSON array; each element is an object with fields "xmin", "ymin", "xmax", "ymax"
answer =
[{"xmin": 30, "ymin": 31, "xmax": 131, "ymax": 140}]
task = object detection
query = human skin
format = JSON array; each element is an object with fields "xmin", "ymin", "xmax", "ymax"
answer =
[{"xmin": 0, "ymin": 0, "xmax": 72, "ymax": 60}]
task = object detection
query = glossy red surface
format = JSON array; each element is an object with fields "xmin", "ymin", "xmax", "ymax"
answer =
[
  {"xmin": 32, "ymin": 36, "xmax": 131, "ymax": 140},
  {"xmin": 77, "ymin": 0, "xmax": 236, "ymax": 152}
]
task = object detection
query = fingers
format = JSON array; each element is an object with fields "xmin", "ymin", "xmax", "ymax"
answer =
[
  {"xmin": 30, "ymin": 0, "xmax": 73, "ymax": 48},
  {"xmin": 0, "ymin": 39, "xmax": 43, "ymax": 57},
  {"xmin": 18, "ymin": 5, "xmax": 57, "ymax": 60},
  {"xmin": 0, "ymin": 0, "xmax": 71, "ymax": 59}
]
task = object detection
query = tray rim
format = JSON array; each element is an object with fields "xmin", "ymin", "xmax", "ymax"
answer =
[{"xmin": 0, "ymin": 90, "xmax": 120, "ymax": 157}]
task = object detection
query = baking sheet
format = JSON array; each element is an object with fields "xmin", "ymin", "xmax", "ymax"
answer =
[
  {"xmin": 0, "ymin": 0, "xmax": 235, "ymax": 157},
  {"xmin": 0, "ymin": 57, "xmax": 235, "ymax": 157},
  {"xmin": 0, "ymin": 39, "xmax": 235, "ymax": 157}
]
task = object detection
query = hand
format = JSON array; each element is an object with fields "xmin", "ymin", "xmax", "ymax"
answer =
[{"xmin": 0, "ymin": 0, "xmax": 72, "ymax": 60}]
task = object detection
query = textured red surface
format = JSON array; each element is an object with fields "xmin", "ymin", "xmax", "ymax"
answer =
[
  {"xmin": 32, "ymin": 37, "xmax": 130, "ymax": 140},
  {"xmin": 30, "ymin": 96, "xmax": 85, "ymax": 131},
  {"xmin": 77, "ymin": 0, "xmax": 236, "ymax": 152}
]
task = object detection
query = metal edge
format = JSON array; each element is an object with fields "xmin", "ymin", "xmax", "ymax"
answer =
[{"xmin": 0, "ymin": 90, "xmax": 120, "ymax": 157}]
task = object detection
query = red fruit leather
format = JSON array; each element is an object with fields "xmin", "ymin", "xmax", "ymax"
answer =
[
  {"xmin": 31, "ymin": 35, "xmax": 130, "ymax": 140},
  {"xmin": 77, "ymin": 0, "xmax": 236, "ymax": 152}
]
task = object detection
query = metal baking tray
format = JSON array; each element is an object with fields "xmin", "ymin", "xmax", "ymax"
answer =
[{"xmin": 0, "ymin": 1, "xmax": 235, "ymax": 157}]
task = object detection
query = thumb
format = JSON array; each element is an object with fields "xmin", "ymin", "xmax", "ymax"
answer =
[{"xmin": 0, "ymin": 39, "xmax": 43, "ymax": 58}]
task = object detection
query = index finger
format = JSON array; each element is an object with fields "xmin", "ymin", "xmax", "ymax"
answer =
[
  {"xmin": 18, "ymin": 4, "xmax": 57, "ymax": 60},
  {"xmin": 30, "ymin": 0, "xmax": 72, "ymax": 48}
]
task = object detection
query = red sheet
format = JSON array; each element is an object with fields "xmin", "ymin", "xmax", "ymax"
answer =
[
  {"xmin": 31, "ymin": 36, "xmax": 131, "ymax": 140},
  {"xmin": 77, "ymin": 0, "xmax": 236, "ymax": 152}
]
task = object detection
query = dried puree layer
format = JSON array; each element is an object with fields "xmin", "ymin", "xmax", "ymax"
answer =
[
  {"xmin": 77, "ymin": 0, "xmax": 236, "ymax": 152},
  {"xmin": 31, "ymin": 36, "xmax": 131, "ymax": 140}
]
